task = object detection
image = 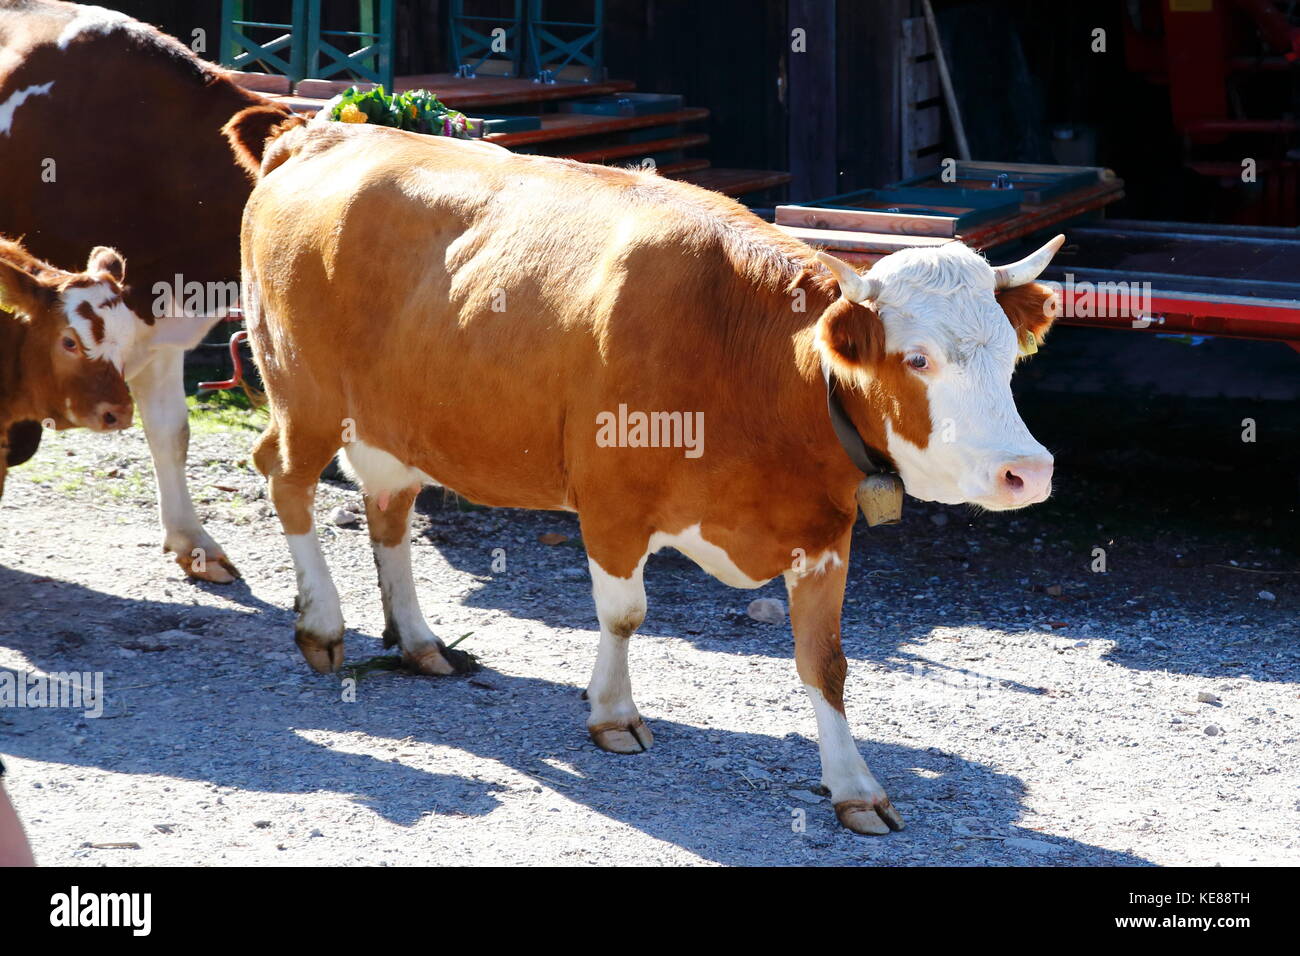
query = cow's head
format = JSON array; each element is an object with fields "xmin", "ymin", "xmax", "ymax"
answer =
[
  {"xmin": 816, "ymin": 236, "xmax": 1062, "ymax": 511},
  {"xmin": 0, "ymin": 240, "xmax": 138, "ymax": 431}
]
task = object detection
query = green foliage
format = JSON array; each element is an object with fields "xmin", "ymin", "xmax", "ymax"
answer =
[{"xmin": 330, "ymin": 85, "xmax": 475, "ymax": 138}]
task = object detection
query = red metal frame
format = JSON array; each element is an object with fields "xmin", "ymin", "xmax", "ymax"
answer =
[
  {"xmin": 1056, "ymin": 285, "xmax": 1300, "ymax": 351},
  {"xmin": 197, "ymin": 328, "xmax": 251, "ymax": 393}
]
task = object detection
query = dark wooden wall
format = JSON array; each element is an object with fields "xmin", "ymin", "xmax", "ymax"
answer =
[{"xmin": 104, "ymin": 1, "xmax": 910, "ymax": 203}]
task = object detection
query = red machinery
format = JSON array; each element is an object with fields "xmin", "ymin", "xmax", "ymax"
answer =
[{"xmin": 1125, "ymin": 0, "xmax": 1300, "ymax": 226}]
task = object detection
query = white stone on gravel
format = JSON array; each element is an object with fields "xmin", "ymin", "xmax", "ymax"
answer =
[
  {"xmin": 1258, "ymin": 590, "xmax": 1276, "ymax": 601},
  {"xmin": 1197, "ymin": 691, "xmax": 1220, "ymax": 704},
  {"xmin": 746, "ymin": 598, "xmax": 786, "ymax": 625},
  {"xmin": 329, "ymin": 506, "xmax": 361, "ymax": 527}
]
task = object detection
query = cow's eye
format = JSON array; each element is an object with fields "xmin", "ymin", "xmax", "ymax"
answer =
[
  {"xmin": 61, "ymin": 336, "xmax": 78, "ymax": 352},
  {"xmin": 906, "ymin": 353, "xmax": 929, "ymax": 371}
]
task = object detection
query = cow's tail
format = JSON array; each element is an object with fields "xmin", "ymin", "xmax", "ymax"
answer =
[{"xmin": 223, "ymin": 105, "xmax": 309, "ymax": 180}]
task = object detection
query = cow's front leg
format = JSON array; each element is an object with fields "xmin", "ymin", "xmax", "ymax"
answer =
[
  {"xmin": 129, "ymin": 347, "xmax": 238, "ymax": 583},
  {"xmin": 585, "ymin": 553, "xmax": 653, "ymax": 753},
  {"xmin": 785, "ymin": 542, "xmax": 905, "ymax": 836},
  {"xmin": 361, "ymin": 483, "xmax": 458, "ymax": 676}
]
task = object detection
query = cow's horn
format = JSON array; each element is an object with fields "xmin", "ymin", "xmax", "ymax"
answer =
[
  {"xmin": 993, "ymin": 234, "xmax": 1066, "ymax": 289},
  {"xmin": 816, "ymin": 251, "xmax": 881, "ymax": 304}
]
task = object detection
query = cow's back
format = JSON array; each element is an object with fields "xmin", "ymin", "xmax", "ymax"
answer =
[
  {"xmin": 0, "ymin": 0, "xmax": 268, "ymax": 317},
  {"xmin": 244, "ymin": 122, "xmax": 828, "ymax": 515}
]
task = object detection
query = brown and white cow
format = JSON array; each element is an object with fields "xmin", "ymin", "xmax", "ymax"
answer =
[
  {"xmin": 232, "ymin": 117, "xmax": 1062, "ymax": 836},
  {"xmin": 0, "ymin": 236, "xmax": 139, "ymax": 497},
  {"xmin": 0, "ymin": 0, "xmax": 296, "ymax": 580}
]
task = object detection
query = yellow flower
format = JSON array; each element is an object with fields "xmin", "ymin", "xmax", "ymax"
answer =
[{"xmin": 339, "ymin": 103, "xmax": 366, "ymax": 124}]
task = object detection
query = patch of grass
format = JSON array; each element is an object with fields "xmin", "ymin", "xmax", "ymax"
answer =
[
  {"xmin": 187, "ymin": 388, "xmax": 268, "ymax": 435},
  {"xmin": 340, "ymin": 655, "xmax": 405, "ymax": 683}
]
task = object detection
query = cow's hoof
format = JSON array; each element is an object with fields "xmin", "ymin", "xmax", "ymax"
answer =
[
  {"xmin": 834, "ymin": 798, "xmax": 905, "ymax": 836},
  {"xmin": 402, "ymin": 646, "xmax": 456, "ymax": 676},
  {"xmin": 589, "ymin": 719, "xmax": 654, "ymax": 754},
  {"xmin": 295, "ymin": 631, "xmax": 344, "ymax": 673},
  {"xmin": 190, "ymin": 554, "xmax": 240, "ymax": 584},
  {"xmin": 175, "ymin": 550, "xmax": 241, "ymax": 584}
]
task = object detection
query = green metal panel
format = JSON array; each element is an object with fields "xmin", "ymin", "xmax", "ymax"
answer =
[
  {"xmin": 448, "ymin": 0, "xmax": 524, "ymax": 78},
  {"xmin": 526, "ymin": 0, "xmax": 604, "ymax": 82},
  {"xmin": 219, "ymin": 0, "xmax": 308, "ymax": 80},
  {"xmin": 305, "ymin": 0, "xmax": 394, "ymax": 89}
]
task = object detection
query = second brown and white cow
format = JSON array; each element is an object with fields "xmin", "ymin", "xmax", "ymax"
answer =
[
  {"xmin": 232, "ymin": 117, "xmax": 1062, "ymax": 836},
  {"xmin": 0, "ymin": 236, "xmax": 140, "ymax": 497},
  {"xmin": 0, "ymin": 0, "xmax": 298, "ymax": 581}
]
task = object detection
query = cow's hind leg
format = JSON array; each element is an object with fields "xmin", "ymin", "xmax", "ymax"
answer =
[
  {"xmin": 358, "ymin": 482, "xmax": 462, "ymax": 676},
  {"xmin": 584, "ymin": 548, "xmax": 653, "ymax": 754},
  {"xmin": 254, "ymin": 419, "xmax": 345, "ymax": 673},
  {"xmin": 785, "ymin": 538, "xmax": 905, "ymax": 836}
]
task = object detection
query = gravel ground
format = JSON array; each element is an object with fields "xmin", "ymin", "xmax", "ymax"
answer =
[{"xmin": 1, "ymin": 353, "xmax": 1298, "ymax": 866}]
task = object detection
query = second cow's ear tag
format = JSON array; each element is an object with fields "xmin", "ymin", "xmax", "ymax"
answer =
[{"xmin": 1017, "ymin": 328, "xmax": 1039, "ymax": 358}]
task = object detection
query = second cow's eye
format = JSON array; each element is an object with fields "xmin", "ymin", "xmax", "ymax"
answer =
[
  {"xmin": 62, "ymin": 336, "xmax": 78, "ymax": 353},
  {"xmin": 906, "ymin": 353, "xmax": 929, "ymax": 371}
]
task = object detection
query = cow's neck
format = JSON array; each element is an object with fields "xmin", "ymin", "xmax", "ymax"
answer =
[{"xmin": 777, "ymin": 277, "xmax": 891, "ymax": 495}]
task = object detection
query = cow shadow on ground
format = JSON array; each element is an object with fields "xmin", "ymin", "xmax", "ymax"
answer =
[
  {"xmin": 407, "ymin": 489, "xmax": 1299, "ymax": 688},
  {"xmin": 0, "ymin": 565, "xmax": 1150, "ymax": 865}
]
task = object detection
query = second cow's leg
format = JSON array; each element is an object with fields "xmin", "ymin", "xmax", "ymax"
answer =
[
  {"xmin": 130, "ymin": 347, "xmax": 239, "ymax": 583},
  {"xmin": 361, "ymin": 484, "xmax": 457, "ymax": 675},
  {"xmin": 784, "ymin": 537, "xmax": 905, "ymax": 836},
  {"xmin": 253, "ymin": 420, "xmax": 345, "ymax": 673},
  {"xmin": 585, "ymin": 551, "xmax": 653, "ymax": 753}
]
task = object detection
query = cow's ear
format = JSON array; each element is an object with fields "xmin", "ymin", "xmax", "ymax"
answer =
[
  {"xmin": 997, "ymin": 281, "xmax": 1059, "ymax": 358},
  {"xmin": 87, "ymin": 246, "xmax": 125, "ymax": 283},
  {"xmin": 817, "ymin": 296, "xmax": 886, "ymax": 372},
  {"xmin": 223, "ymin": 105, "xmax": 307, "ymax": 178},
  {"xmin": 0, "ymin": 254, "xmax": 50, "ymax": 321}
]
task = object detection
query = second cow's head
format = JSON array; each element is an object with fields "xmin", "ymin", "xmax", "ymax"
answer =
[
  {"xmin": 816, "ymin": 236, "xmax": 1064, "ymax": 511},
  {"xmin": 0, "ymin": 239, "xmax": 140, "ymax": 432}
]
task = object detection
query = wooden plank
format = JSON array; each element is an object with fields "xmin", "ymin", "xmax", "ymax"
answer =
[
  {"xmin": 672, "ymin": 168, "xmax": 793, "ymax": 197},
  {"xmin": 900, "ymin": 17, "xmax": 940, "ymax": 178},
  {"xmin": 563, "ymin": 134, "xmax": 709, "ymax": 164},
  {"xmin": 911, "ymin": 65, "xmax": 939, "ymax": 104},
  {"xmin": 266, "ymin": 94, "xmax": 331, "ymax": 115},
  {"xmin": 485, "ymin": 108, "xmax": 709, "ymax": 147},
  {"xmin": 775, "ymin": 204, "xmax": 957, "ymax": 237},
  {"xmin": 901, "ymin": 15, "xmax": 931, "ymax": 59},
  {"xmin": 657, "ymin": 158, "xmax": 711, "ymax": 176},
  {"xmin": 894, "ymin": 161, "xmax": 1106, "ymax": 203},
  {"xmin": 959, "ymin": 161, "xmax": 1107, "ymax": 178},
  {"xmin": 787, "ymin": 0, "xmax": 837, "ymax": 199},
  {"xmin": 777, "ymin": 223, "xmax": 955, "ymax": 253},
  {"xmin": 293, "ymin": 74, "xmax": 636, "ymax": 109},
  {"xmin": 295, "ymin": 78, "xmax": 376, "ymax": 98},
  {"xmin": 907, "ymin": 106, "xmax": 942, "ymax": 152},
  {"xmin": 396, "ymin": 74, "xmax": 635, "ymax": 109},
  {"xmin": 960, "ymin": 180, "xmax": 1125, "ymax": 251},
  {"xmin": 226, "ymin": 70, "xmax": 292, "ymax": 94}
]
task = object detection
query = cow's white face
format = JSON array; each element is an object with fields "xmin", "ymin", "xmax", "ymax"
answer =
[{"xmin": 816, "ymin": 237, "xmax": 1062, "ymax": 512}]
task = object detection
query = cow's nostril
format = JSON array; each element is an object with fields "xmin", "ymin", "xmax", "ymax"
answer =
[{"xmin": 1004, "ymin": 469, "xmax": 1024, "ymax": 491}]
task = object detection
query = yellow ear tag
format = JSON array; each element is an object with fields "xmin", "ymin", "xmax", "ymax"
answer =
[
  {"xmin": 1017, "ymin": 329, "xmax": 1039, "ymax": 357},
  {"xmin": 0, "ymin": 301, "xmax": 14, "ymax": 314}
]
